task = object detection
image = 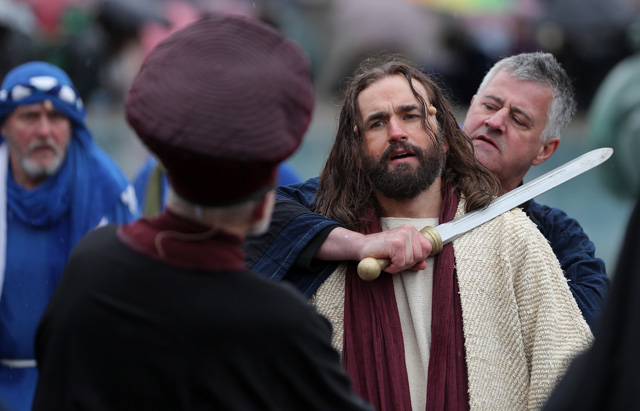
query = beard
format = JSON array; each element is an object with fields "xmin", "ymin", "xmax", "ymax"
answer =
[
  {"xmin": 360, "ymin": 139, "xmax": 445, "ymax": 200},
  {"xmin": 21, "ymin": 138, "xmax": 66, "ymax": 180}
]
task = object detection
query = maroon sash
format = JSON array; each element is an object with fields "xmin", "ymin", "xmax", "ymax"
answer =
[
  {"xmin": 342, "ymin": 186, "xmax": 470, "ymax": 410},
  {"xmin": 117, "ymin": 210, "xmax": 246, "ymax": 272}
]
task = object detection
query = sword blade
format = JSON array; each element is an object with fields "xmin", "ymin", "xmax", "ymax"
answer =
[
  {"xmin": 436, "ymin": 147, "xmax": 613, "ymax": 244},
  {"xmin": 357, "ymin": 147, "xmax": 613, "ymax": 280}
]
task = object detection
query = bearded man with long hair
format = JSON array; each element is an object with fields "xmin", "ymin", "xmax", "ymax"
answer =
[
  {"xmin": 289, "ymin": 58, "xmax": 592, "ymax": 411},
  {"xmin": 314, "ymin": 59, "xmax": 498, "ymax": 228}
]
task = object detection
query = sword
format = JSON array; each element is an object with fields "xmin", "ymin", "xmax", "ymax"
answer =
[{"xmin": 357, "ymin": 147, "xmax": 614, "ymax": 280}]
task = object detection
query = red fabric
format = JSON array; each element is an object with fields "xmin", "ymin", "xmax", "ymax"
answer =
[
  {"xmin": 342, "ymin": 186, "xmax": 469, "ymax": 410},
  {"xmin": 342, "ymin": 210, "xmax": 412, "ymax": 411},
  {"xmin": 117, "ymin": 210, "xmax": 247, "ymax": 272},
  {"xmin": 426, "ymin": 187, "xmax": 470, "ymax": 411}
]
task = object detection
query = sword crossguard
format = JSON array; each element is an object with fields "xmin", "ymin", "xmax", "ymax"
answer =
[
  {"xmin": 357, "ymin": 225, "xmax": 443, "ymax": 281},
  {"xmin": 420, "ymin": 226, "xmax": 443, "ymax": 256}
]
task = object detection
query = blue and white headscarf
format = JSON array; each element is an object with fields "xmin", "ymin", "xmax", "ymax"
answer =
[{"xmin": 0, "ymin": 61, "xmax": 88, "ymax": 146}]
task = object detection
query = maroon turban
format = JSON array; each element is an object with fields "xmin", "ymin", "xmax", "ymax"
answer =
[{"xmin": 126, "ymin": 14, "xmax": 314, "ymax": 205}]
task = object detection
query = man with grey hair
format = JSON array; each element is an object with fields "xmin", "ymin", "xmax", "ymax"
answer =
[
  {"xmin": 0, "ymin": 61, "xmax": 138, "ymax": 411},
  {"xmin": 245, "ymin": 51, "xmax": 608, "ymax": 330},
  {"xmin": 464, "ymin": 52, "xmax": 577, "ymax": 192}
]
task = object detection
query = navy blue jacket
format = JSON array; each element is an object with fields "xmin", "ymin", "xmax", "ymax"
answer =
[{"xmin": 245, "ymin": 177, "xmax": 609, "ymax": 331}]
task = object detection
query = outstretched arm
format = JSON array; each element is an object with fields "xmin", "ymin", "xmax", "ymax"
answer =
[
  {"xmin": 244, "ymin": 178, "xmax": 341, "ymax": 284},
  {"xmin": 244, "ymin": 177, "xmax": 431, "ymax": 294}
]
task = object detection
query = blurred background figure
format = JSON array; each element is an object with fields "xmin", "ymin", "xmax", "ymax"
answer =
[
  {"xmin": 535, "ymin": 0, "xmax": 636, "ymax": 107},
  {"xmin": 0, "ymin": 0, "xmax": 39, "ymax": 80},
  {"xmin": 586, "ymin": 15, "xmax": 640, "ymax": 201},
  {"xmin": 543, "ymin": 192, "xmax": 640, "ymax": 411},
  {"xmin": 5, "ymin": 0, "xmax": 638, "ymax": 111},
  {"xmin": 0, "ymin": 60, "xmax": 137, "ymax": 411}
]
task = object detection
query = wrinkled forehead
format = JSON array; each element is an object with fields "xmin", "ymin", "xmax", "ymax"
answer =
[
  {"xmin": 481, "ymin": 70, "xmax": 553, "ymax": 109},
  {"xmin": 1, "ymin": 103, "xmax": 69, "ymax": 132},
  {"xmin": 8, "ymin": 101, "xmax": 64, "ymax": 117}
]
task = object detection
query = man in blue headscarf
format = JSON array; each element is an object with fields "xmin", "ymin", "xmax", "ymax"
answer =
[{"xmin": 0, "ymin": 61, "xmax": 138, "ymax": 411}]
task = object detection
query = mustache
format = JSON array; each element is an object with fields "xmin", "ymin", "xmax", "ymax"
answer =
[
  {"xmin": 377, "ymin": 140, "xmax": 427, "ymax": 167},
  {"xmin": 25, "ymin": 138, "xmax": 64, "ymax": 156}
]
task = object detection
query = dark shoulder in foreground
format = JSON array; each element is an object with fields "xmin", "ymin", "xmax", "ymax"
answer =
[
  {"xmin": 63, "ymin": 224, "xmax": 331, "ymax": 334},
  {"xmin": 36, "ymin": 224, "xmax": 372, "ymax": 411}
]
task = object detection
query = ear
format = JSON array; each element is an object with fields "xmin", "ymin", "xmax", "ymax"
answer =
[
  {"xmin": 251, "ymin": 190, "xmax": 275, "ymax": 222},
  {"xmin": 351, "ymin": 145, "xmax": 364, "ymax": 170},
  {"xmin": 442, "ymin": 139, "xmax": 450, "ymax": 154},
  {"xmin": 531, "ymin": 137, "xmax": 560, "ymax": 166}
]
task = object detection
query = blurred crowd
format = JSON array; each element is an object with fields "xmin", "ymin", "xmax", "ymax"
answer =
[
  {"xmin": 2, "ymin": 0, "xmax": 640, "ymax": 200},
  {"xmin": 2, "ymin": 0, "xmax": 640, "ymax": 109}
]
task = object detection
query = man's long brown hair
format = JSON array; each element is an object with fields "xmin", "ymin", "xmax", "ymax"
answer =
[{"xmin": 313, "ymin": 57, "xmax": 501, "ymax": 230}]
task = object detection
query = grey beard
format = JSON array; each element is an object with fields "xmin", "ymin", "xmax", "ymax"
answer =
[{"xmin": 21, "ymin": 143, "xmax": 66, "ymax": 180}]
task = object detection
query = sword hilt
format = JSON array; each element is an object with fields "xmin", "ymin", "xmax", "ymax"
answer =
[{"xmin": 357, "ymin": 226, "xmax": 443, "ymax": 281}]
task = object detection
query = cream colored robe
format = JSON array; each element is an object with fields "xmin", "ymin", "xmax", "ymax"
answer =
[{"xmin": 312, "ymin": 202, "xmax": 593, "ymax": 411}]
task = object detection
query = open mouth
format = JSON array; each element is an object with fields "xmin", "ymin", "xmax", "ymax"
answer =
[
  {"xmin": 475, "ymin": 135, "xmax": 498, "ymax": 150},
  {"xmin": 28, "ymin": 146, "xmax": 57, "ymax": 157},
  {"xmin": 390, "ymin": 150, "xmax": 416, "ymax": 162}
]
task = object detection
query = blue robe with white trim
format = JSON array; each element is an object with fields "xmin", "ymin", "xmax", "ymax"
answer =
[{"xmin": 0, "ymin": 141, "xmax": 138, "ymax": 411}]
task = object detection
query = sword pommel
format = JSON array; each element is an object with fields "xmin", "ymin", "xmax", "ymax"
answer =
[{"xmin": 357, "ymin": 258, "xmax": 390, "ymax": 281}]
